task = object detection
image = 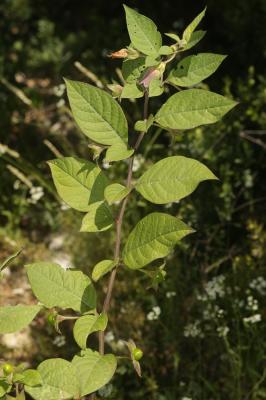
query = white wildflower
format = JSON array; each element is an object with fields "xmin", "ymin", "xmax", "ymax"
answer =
[
  {"xmin": 56, "ymin": 99, "xmax": 65, "ymax": 108},
  {"xmin": 105, "ymin": 331, "xmax": 115, "ymax": 344},
  {"xmin": 246, "ymin": 295, "xmax": 259, "ymax": 311},
  {"xmin": 217, "ymin": 326, "xmax": 229, "ymax": 337},
  {"xmin": 166, "ymin": 291, "xmax": 176, "ymax": 298},
  {"xmin": 132, "ymin": 155, "xmax": 144, "ymax": 172},
  {"xmin": 204, "ymin": 275, "xmax": 226, "ymax": 300},
  {"xmin": 53, "ymin": 83, "xmax": 65, "ymax": 97},
  {"xmin": 249, "ymin": 276, "xmax": 266, "ymax": 296},
  {"xmin": 28, "ymin": 186, "xmax": 44, "ymax": 204},
  {"xmin": 102, "ymin": 161, "xmax": 111, "ymax": 169},
  {"xmin": 147, "ymin": 306, "xmax": 161, "ymax": 321},
  {"xmin": 53, "ymin": 335, "xmax": 66, "ymax": 347},
  {"xmin": 13, "ymin": 179, "xmax": 21, "ymax": 190},
  {"xmin": 184, "ymin": 321, "xmax": 203, "ymax": 338},
  {"xmin": 243, "ymin": 314, "xmax": 261, "ymax": 324}
]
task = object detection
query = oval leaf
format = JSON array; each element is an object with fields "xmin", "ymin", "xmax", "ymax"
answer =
[
  {"xmin": 105, "ymin": 143, "xmax": 134, "ymax": 162},
  {"xmin": 65, "ymin": 79, "xmax": 128, "ymax": 147},
  {"xmin": 168, "ymin": 53, "xmax": 227, "ymax": 87},
  {"xmin": 73, "ymin": 313, "xmax": 108, "ymax": 349},
  {"xmin": 136, "ymin": 156, "xmax": 217, "ymax": 204},
  {"xmin": 124, "ymin": 5, "xmax": 162, "ymax": 56},
  {"xmin": 155, "ymin": 89, "xmax": 237, "ymax": 130},
  {"xmin": 92, "ymin": 259, "xmax": 117, "ymax": 282},
  {"xmin": 104, "ymin": 183, "xmax": 131, "ymax": 205},
  {"xmin": 72, "ymin": 349, "xmax": 117, "ymax": 396},
  {"xmin": 38, "ymin": 359, "xmax": 79, "ymax": 399},
  {"xmin": 48, "ymin": 157, "xmax": 108, "ymax": 212},
  {"xmin": 123, "ymin": 212, "xmax": 194, "ymax": 269},
  {"xmin": 80, "ymin": 201, "xmax": 113, "ymax": 232},
  {"xmin": 0, "ymin": 305, "xmax": 41, "ymax": 334},
  {"xmin": 26, "ymin": 262, "xmax": 96, "ymax": 313}
]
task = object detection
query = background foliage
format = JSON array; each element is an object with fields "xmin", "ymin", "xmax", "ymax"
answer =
[{"xmin": 0, "ymin": 0, "xmax": 266, "ymax": 399}]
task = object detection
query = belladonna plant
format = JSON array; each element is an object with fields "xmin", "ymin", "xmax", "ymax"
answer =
[{"xmin": 0, "ymin": 5, "xmax": 237, "ymax": 399}]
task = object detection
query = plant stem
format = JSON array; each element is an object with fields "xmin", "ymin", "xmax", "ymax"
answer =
[{"xmin": 98, "ymin": 89, "xmax": 149, "ymax": 356}]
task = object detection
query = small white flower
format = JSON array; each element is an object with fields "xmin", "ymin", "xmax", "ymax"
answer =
[
  {"xmin": 102, "ymin": 161, "xmax": 111, "ymax": 169},
  {"xmin": 53, "ymin": 335, "xmax": 66, "ymax": 347},
  {"xmin": 184, "ymin": 321, "xmax": 203, "ymax": 338},
  {"xmin": 105, "ymin": 331, "xmax": 115, "ymax": 343},
  {"xmin": 28, "ymin": 186, "xmax": 44, "ymax": 204},
  {"xmin": 166, "ymin": 291, "xmax": 176, "ymax": 298},
  {"xmin": 132, "ymin": 155, "xmax": 144, "ymax": 172},
  {"xmin": 217, "ymin": 326, "xmax": 229, "ymax": 337},
  {"xmin": 13, "ymin": 180, "xmax": 21, "ymax": 190},
  {"xmin": 54, "ymin": 83, "xmax": 65, "ymax": 97},
  {"xmin": 147, "ymin": 306, "xmax": 161, "ymax": 321},
  {"xmin": 243, "ymin": 313, "xmax": 262, "ymax": 324},
  {"xmin": 60, "ymin": 202, "xmax": 70, "ymax": 211}
]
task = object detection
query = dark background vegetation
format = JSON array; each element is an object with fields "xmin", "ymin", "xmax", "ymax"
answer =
[{"xmin": 0, "ymin": 0, "xmax": 266, "ymax": 399}]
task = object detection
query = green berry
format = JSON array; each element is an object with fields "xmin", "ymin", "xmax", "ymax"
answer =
[
  {"xmin": 47, "ymin": 313, "xmax": 57, "ymax": 326},
  {"xmin": 3, "ymin": 363, "xmax": 14, "ymax": 375},
  {"xmin": 132, "ymin": 348, "xmax": 143, "ymax": 361}
]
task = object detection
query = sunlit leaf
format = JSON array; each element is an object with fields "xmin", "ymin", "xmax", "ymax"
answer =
[
  {"xmin": 80, "ymin": 201, "xmax": 113, "ymax": 232},
  {"xmin": 136, "ymin": 156, "xmax": 217, "ymax": 204},
  {"xmin": 155, "ymin": 89, "xmax": 237, "ymax": 130},
  {"xmin": 0, "ymin": 305, "xmax": 41, "ymax": 334},
  {"xmin": 123, "ymin": 213, "xmax": 194, "ymax": 269},
  {"xmin": 26, "ymin": 262, "xmax": 96, "ymax": 313},
  {"xmin": 73, "ymin": 313, "xmax": 108, "ymax": 349}
]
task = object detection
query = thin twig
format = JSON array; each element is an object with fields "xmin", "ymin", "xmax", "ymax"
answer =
[
  {"xmin": 74, "ymin": 61, "xmax": 104, "ymax": 89},
  {"xmin": 0, "ymin": 77, "xmax": 32, "ymax": 106}
]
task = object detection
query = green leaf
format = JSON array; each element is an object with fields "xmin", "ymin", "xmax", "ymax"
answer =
[
  {"xmin": 0, "ymin": 248, "xmax": 22, "ymax": 272},
  {"xmin": 122, "ymin": 58, "xmax": 146, "ymax": 83},
  {"xmin": 155, "ymin": 89, "xmax": 237, "ymax": 130},
  {"xmin": 183, "ymin": 7, "xmax": 206, "ymax": 43},
  {"xmin": 123, "ymin": 213, "xmax": 194, "ymax": 269},
  {"xmin": 105, "ymin": 143, "xmax": 134, "ymax": 162},
  {"xmin": 0, "ymin": 305, "xmax": 41, "ymax": 334},
  {"xmin": 136, "ymin": 156, "xmax": 217, "ymax": 204},
  {"xmin": 168, "ymin": 53, "xmax": 226, "ymax": 87},
  {"xmin": 73, "ymin": 313, "xmax": 108, "ymax": 349},
  {"xmin": 26, "ymin": 262, "xmax": 96, "ymax": 313},
  {"xmin": 92, "ymin": 259, "xmax": 118, "ymax": 282},
  {"xmin": 121, "ymin": 82, "xmax": 143, "ymax": 99},
  {"xmin": 183, "ymin": 30, "xmax": 206, "ymax": 50},
  {"xmin": 124, "ymin": 5, "xmax": 162, "ymax": 56},
  {"xmin": 164, "ymin": 32, "xmax": 180, "ymax": 41},
  {"xmin": 134, "ymin": 114, "xmax": 154, "ymax": 133},
  {"xmin": 159, "ymin": 45, "xmax": 173, "ymax": 55},
  {"xmin": 145, "ymin": 55, "xmax": 160, "ymax": 67},
  {"xmin": 48, "ymin": 157, "xmax": 109, "ymax": 212},
  {"xmin": 149, "ymin": 79, "xmax": 164, "ymax": 97},
  {"xmin": 104, "ymin": 183, "xmax": 131, "ymax": 205},
  {"xmin": 80, "ymin": 201, "xmax": 113, "ymax": 232},
  {"xmin": 16, "ymin": 370, "xmax": 42, "ymax": 387},
  {"xmin": 72, "ymin": 349, "xmax": 117, "ymax": 396},
  {"xmin": 0, "ymin": 381, "xmax": 11, "ymax": 397},
  {"xmin": 25, "ymin": 384, "xmax": 69, "ymax": 400},
  {"xmin": 65, "ymin": 79, "xmax": 128, "ymax": 148},
  {"xmin": 38, "ymin": 359, "xmax": 79, "ymax": 399}
]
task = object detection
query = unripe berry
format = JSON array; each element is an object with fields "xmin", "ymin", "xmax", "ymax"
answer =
[
  {"xmin": 132, "ymin": 348, "xmax": 143, "ymax": 361},
  {"xmin": 3, "ymin": 363, "xmax": 14, "ymax": 375}
]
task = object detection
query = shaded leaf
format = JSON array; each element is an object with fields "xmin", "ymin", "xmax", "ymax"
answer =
[{"xmin": 80, "ymin": 201, "xmax": 113, "ymax": 232}]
